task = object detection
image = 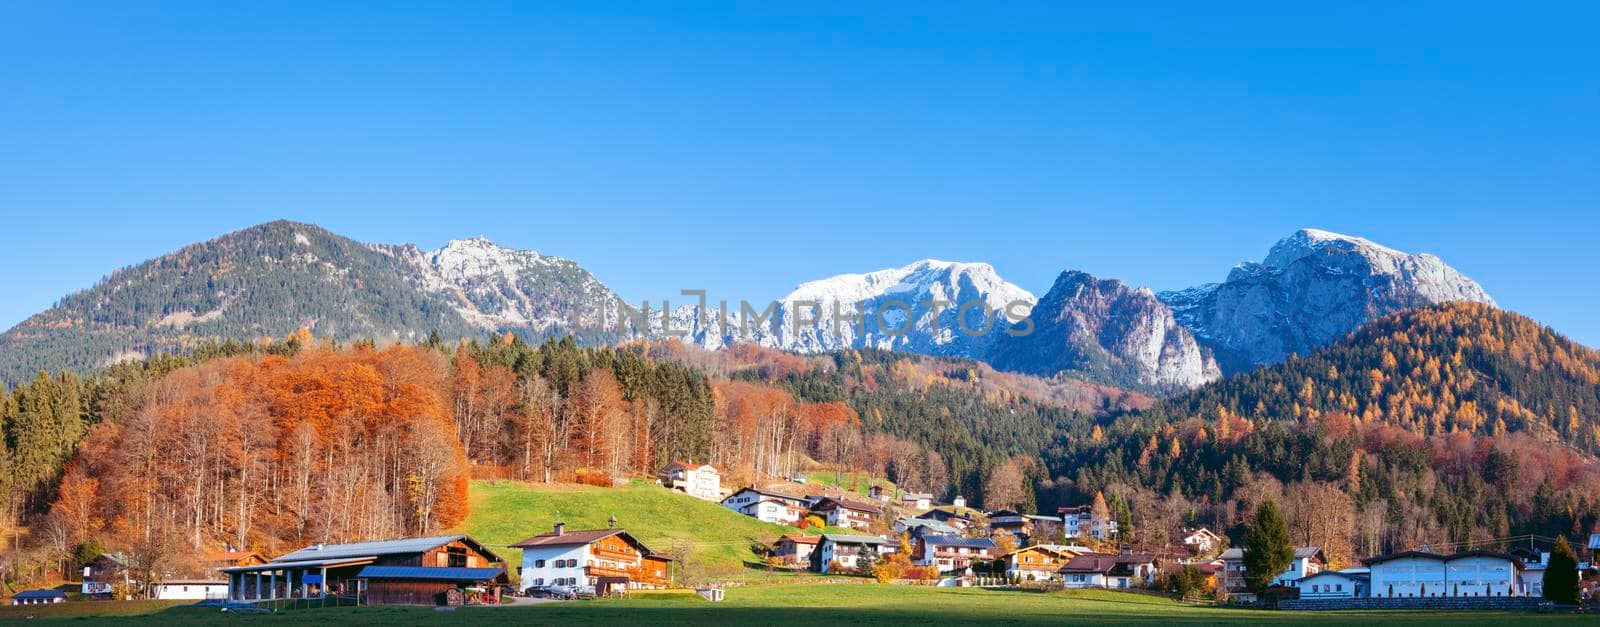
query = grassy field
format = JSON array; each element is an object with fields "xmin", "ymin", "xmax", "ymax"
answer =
[
  {"xmin": 454, "ymin": 480, "xmax": 824, "ymax": 579},
  {"xmin": 2, "ymin": 584, "xmax": 1588, "ymax": 626}
]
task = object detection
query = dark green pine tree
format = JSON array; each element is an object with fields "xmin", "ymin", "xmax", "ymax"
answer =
[
  {"xmin": 1243, "ymin": 499, "xmax": 1294, "ymax": 594},
  {"xmin": 1544, "ymin": 536, "xmax": 1580, "ymax": 604}
]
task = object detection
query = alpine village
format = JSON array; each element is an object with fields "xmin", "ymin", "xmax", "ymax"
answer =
[{"xmin": 2, "ymin": 224, "xmax": 1599, "ymax": 624}]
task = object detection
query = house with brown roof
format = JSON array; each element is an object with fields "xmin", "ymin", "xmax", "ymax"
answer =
[
  {"xmin": 511, "ymin": 521, "xmax": 672, "ymax": 595},
  {"xmin": 659, "ymin": 461, "xmax": 724, "ymax": 501},
  {"xmin": 221, "ymin": 535, "xmax": 507, "ymax": 605},
  {"xmin": 722, "ymin": 486, "xmax": 809, "ymax": 524},
  {"xmin": 1004, "ymin": 545, "xmax": 1086, "ymax": 581},
  {"xmin": 773, "ymin": 534, "xmax": 821, "ymax": 567},
  {"xmin": 1059, "ymin": 550, "xmax": 1161, "ymax": 589},
  {"xmin": 811, "ymin": 496, "xmax": 882, "ymax": 530}
]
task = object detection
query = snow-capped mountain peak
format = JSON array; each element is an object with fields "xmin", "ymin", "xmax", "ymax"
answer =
[
  {"xmin": 784, "ymin": 259, "xmax": 1033, "ymax": 313},
  {"xmin": 1160, "ymin": 228, "xmax": 1496, "ymax": 373},
  {"xmin": 669, "ymin": 259, "xmax": 1036, "ymax": 359},
  {"xmin": 1262, "ymin": 227, "xmax": 1409, "ymax": 269}
]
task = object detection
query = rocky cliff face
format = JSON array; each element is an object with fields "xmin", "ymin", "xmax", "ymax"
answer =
[
  {"xmin": 1159, "ymin": 228, "xmax": 1495, "ymax": 373},
  {"xmin": 987, "ymin": 271, "xmax": 1220, "ymax": 394}
]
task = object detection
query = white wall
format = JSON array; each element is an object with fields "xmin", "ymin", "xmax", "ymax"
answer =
[
  {"xmin": 1297, "ymin": 573, "xmax": 1360, "ymax": 599},
  {"xmin": 520, "ymin": 545, "xmax": 589, "ymax": 590},
  {"xmin": 154, "ymin": 583, "xmax": 228, "ymax": 600}
]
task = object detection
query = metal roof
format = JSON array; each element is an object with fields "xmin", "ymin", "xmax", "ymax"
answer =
[
  {"xmin": 273, "ymin": 535, "xmax": 467, "ymax": 563},
  {"xmin": 922, "ymin": 535, "xmax": 996, "ymax": 549},
  {"xmin": 821, "ymin": 533, "xmax": 889, "ymax": 545},
  {"xmin": 221, "ymin": 556, "xmax": 378, "ymax": 573},
  {"xmin": 14, "ymin": 589, "xmax": 66, "ymax": 599},
  {"xmin": 357, "ymin": 566, "xmax": 505, "ymax": 581}
]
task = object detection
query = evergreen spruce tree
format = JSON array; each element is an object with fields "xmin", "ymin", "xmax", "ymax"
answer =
[
  {"xmin": 1243, "ymin": 500, "xmax": 1294, "ymax": 594},
  {"xmin": 1545, "ymin": 536, "xmax": 1580, "ymax": 604}
]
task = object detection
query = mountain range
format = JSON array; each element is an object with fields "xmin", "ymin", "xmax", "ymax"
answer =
[{"xmin": 0, "ymin": 221, "xmax": 1496, "ymax": 391}]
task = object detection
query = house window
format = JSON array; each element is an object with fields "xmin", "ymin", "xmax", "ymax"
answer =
[
  {"xmin": 447, "ymin": 546, "xmax": 468, "ymax": 568},
  {"xmin": 533, "ymin": 578, "xmax": 544, "ymax": 586},
  {"xmin": 1336, "ymin": 584, "xmax": 1342, "ymax": 592},
  {"xmin": 535, "ymin": 559, "xmax": 546, "ymax": 567}
]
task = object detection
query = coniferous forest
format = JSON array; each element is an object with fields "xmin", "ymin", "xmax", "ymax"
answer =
[{"xmin": 3, "ymin": 302, "xmax": 1599, "ymax": 584}]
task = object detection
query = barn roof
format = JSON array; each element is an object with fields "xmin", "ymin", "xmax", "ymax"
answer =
[
  {"xmin": 14, "ymin": 589, "xmax": 66, "ymax": 600},
  {"xmin": 271, "ymin": 535, "xmax": 501, "ymax": 564}
]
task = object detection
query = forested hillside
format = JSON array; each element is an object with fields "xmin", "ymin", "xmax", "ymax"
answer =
[
  {"xmin": 0, "ymin": 333, "xmax": 957, "ymax": 584},
  {"xmin": 1055, "ymin": 303, "xmax": 1600, "ymax": 565},
  {"xmin": 0, "ymin": 221, "xmax": 633, "ymax": 386},
  {"xmin": 6, "ymin": 302, "xmax": 1598, "ymax": 586}
]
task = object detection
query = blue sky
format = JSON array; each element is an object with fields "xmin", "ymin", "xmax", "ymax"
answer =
[{"xmin": 2, "ymin": 2, "xmax": 1596, "ymax": 345}]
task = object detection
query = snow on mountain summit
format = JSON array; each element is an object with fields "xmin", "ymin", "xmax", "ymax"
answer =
[
  {"xmin": 1161, "ymin": 228, "xmax": 1496, "ymax": 373},
  {"xmin": 672, "ymin": 259, "xmax": 1037, "ymax": 359}
]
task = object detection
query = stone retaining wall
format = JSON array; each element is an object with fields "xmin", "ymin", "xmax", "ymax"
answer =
[{"xmin": 1281, "ymin": 596, "xmax": 1550, "ymax": 611}]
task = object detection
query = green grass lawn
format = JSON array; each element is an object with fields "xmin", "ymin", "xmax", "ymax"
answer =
[
  {"xmin": 805, "ymin": 470, "xmax": 891, "ymax": 498},
  {"xmin": 454, "ymin": 480, "xmax": 832, "ymax": 581},
  {"xmin": 6, "ymin": 584, "xmax": 1591, "ymax": 626}
]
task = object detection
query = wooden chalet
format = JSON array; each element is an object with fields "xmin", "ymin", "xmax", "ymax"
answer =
[
  {"xmin": 221, "ymin": 534, "xmax": 507, "ymax": 606},
  {"xmin": 511, "ymin": 521, "xmax": 673, "ymax": 594}
]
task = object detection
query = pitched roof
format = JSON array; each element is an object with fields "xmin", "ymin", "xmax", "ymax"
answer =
[
  {"xmin": 821, "ymin": 533, "xmax": 889, "ymax": 546},
  {"xmin": 895, "ymin": 518, "xmax": 962, "ymax": 535},
  {"xmin": 1003, "ymin": 544, "xmax": 1081, "ymax": 559},
  {"xmin": 1218, "ymin": 546, "xmax": 1321, "ymax": 561},
  {"xmin": 778, "ymin": 534, "xmax": 822, "ymax": 545},
  {"xmin": 511, "ymin": 528, "xmax": 623, "ymax": 548},
  {"xmin": 357, "ymin": 566, "xmax": 505, "ymax": 581},
  {"xmin": 273, "ymin": 535, "xmax": 500, "ymax": 564},
  {"xmin": 1060, "ymin": 554, "xmax": 1120, "ymax": 574},
  {"xmin": 1362, "ymin": 549, "xmax": 1523, "ymax": 568},
  {"xmin": 900, "ymin": 492, "xmax": 933, "ymax": 500},
  {"xmin": 724, "ymin": 485, "xmax": 809, "ymax": 503},
  {"xmin": 202, "ymin": 550, "xmax": 265, "ymax": 563},
  {"xmin": 922, "ymin": 535, "xmax": 996, "ymax": 549},
  {"xmin": 813, "ymin": 496, "xmax": 882, "ymax": 514}
]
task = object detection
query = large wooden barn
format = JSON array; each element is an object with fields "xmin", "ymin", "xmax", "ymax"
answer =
[{"xmin": 221, "ymin": 534, "xmax": 507, "ymax": 606}]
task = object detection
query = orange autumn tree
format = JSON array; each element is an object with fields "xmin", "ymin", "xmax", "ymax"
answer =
[{"xmin": 61, "ymin": 344, "xmax": 469, "ymax": 565}]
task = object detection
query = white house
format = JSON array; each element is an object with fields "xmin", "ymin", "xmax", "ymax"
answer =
[
  {"xmin": 1059, "ymin": 505, "xmax": 1117, "ymax": 540},
  {"xmin": 773, "ymin": 535, "xmax": 820, "ymax": 567},
  {"xmin": 811, "ymin": 496, "xmax": 882, "ymax": 530},
  {"xmin": 151, "ymin": 580, "xmax": 229, "ymax": 600},
  {"xmin": 510, "ymin": 522, "xmax": 672, "ymax": 593},
  {"xmin": 914, "ymin": 535, "xmax": 997, "ymax": 572},
  {"xmin": 1181, "ymin": 527, "xmax": 1224, "ymax": 555},
  {"xmin": 1295, "ymin": 570, "xmax": 1368, "ymax": 599},
  {"xmin": 1218, "ymin": 546, "xmax": 1325, "ymax": 593},
  {"xmin": 900, "ymin": 493, "xmax": 932, "ymax": 510},
  {"xmin": 1059, "ymin": 551, "xmax": 1160, "ymax": 589},
  {"xmin": 1364, "ymin": 550, "xmax": 1524, "ymax": 599},
  {"xmin": 721, "ymin": 487, "xmax": 808, "ymax": 525},
  {"xmin": 815, "ymin": 534, "xmax": 895, "ymax": 574},
  {"xmin": 660, "ymin": 461, "xmax": 722, "ymax": 501}
]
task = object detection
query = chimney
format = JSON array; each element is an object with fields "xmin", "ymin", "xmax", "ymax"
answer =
[
  {"xmin": 608, "ymin": 515, "xmax": 618, "ymax": 529},
  {"xmin": 554, "ymin": 522, "xmax": 565, "ymax": 536},
  {"xmin": 314, "ymin": 543, "xmax": 324, "ymax": 551}
]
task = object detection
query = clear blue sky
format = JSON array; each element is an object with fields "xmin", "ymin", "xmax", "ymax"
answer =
[{"xmin": 2, "ymin": 2, "xmax": 1596, "ymax": 345}]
